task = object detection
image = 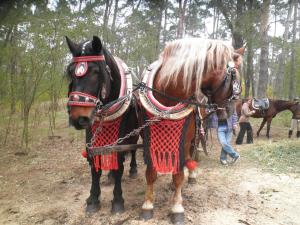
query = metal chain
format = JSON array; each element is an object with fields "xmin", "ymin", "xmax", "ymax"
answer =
[
  {"xmin": 86, "ymin": 116, "xmax": 104, "ymax": 149},
  {"xmin": 88, "ymin": 102, "xmax": 183, "ymax": 152}
]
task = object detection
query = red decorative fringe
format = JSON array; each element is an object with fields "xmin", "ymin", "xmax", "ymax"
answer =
[
  {"xmin": 147, "ymin": 112, "xmax": 186, "ymax": 174},
  {"xmin": 91, "ymin": 117, "xmax": 122, "ymax": 172}
]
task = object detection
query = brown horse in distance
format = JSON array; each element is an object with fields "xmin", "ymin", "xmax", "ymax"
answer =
[{"xmin": 236, "ymin": 99, "xmax": 299, "ymax": 138}]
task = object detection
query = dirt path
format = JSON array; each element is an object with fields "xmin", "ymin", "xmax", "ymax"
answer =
[{"xmin": 0, "ymin": 123, "xmax": 300, "ymax": 225}]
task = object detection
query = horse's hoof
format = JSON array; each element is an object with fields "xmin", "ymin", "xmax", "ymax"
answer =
[
  {"xmin": 86, "ymin": 201, "xmax": 100, "ymax": 214},
  {"xmin": 111, "ymin": 201, "xmax": 125, "ymax": 214},
  {"xmin": 188, "ymin": 177, "xmax": 197, "ymax": 184},
  {"xmin": 171, "ymin": 212, "xmax": 184, "ymax": 224},
  {"xmin": 140, "ymin": 209, "xmax": 153, "ymax": 220},
  {"xmin": 129, "ymin": 170, "xmax": 138, "ymax": 179}
]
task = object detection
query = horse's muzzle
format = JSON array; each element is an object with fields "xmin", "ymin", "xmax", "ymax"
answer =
[{"xmin": 69, "ymin": 116, "xmax": 92, "ymax": 130}]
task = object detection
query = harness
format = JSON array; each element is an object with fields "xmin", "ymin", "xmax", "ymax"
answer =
[
  {"xmin": 138, "ymin": 61, "xmax": 239, "ymax": 174},
  {"xmin": 67, "ymin": 52, "xmax": 240, "ymax": 173},
  {"xmin": 67, "ymin": 53, "xmax": 134, "ymax": 171},
  {"xmin": 68, "ymin": 55, "xmax": 133, "ymax": 122}
]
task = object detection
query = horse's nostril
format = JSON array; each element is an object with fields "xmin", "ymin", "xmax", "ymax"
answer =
[{"xmin": 78, "ymin": 116, "xmax": 91, "ymax": 127}]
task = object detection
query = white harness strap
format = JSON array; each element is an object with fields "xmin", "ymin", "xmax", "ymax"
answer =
[
  {"xmin": 96, "ymin": 57, "xmax": 133, "ymax": 122},
  {"xmin": 139, "ymin": 61, "xmax": 194, "ymax": 120}
]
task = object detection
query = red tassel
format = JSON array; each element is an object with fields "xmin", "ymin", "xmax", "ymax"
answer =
[
  {"xmin": 186, "ymin": 159, "xmax": 197, "ymax": 170},
  {"xmin": 82, "ymin": 150, "xmax": 87, "ymax": 158}
]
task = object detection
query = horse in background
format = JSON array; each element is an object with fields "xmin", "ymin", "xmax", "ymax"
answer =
[
  {"xmin": 236, "ymin": 98, "xmax": 299, "ymax": 138},
  {"xmin": 139, "ymin": 38, "xmax": 244, "ymax": 224},
  {"xmin": 65, "ymin": 36, "xmax": 139, "ymax": 214}
]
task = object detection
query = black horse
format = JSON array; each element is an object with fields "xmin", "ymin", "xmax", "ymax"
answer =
[{"xmin": 66, "ymin": 36, "xmax": 139, "ymax": 214}]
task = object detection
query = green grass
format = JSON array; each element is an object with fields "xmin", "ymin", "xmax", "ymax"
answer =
[{"xmin": 243, "ymin": 140, "xmax": 300, "ymax": 174}]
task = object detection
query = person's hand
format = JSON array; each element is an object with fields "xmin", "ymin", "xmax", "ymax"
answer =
[
  {"xmin": 233, "ymin": 124, "xmax": 238, "ymax": 136},
  {"xmin": 251, "ymin": 110, "xmax": 256, "ymax": 114}
]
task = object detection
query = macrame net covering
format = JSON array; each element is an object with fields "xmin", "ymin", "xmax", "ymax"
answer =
[
  {"xmin": 146, "ymin": 112, "xmax": 186, "ymax": 174},
  {"xmin": 91, "ymin": 117, "xmax": 122, "ymax": 172}
]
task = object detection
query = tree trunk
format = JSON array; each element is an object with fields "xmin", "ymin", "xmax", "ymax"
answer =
[
  {"xmin": 162, "ymin": 0, "xmax": 168, "ymax": 45},
  {"xmin": 274, "ymin": 1, "xmax": 293, "ymax": 98},
  {"xmin": 177, "ymin": 0, "xmax": 188, "ymax": 38},
  {"xmin": 288, "ymin": 0, "xmax": 298, "ymax": 99},
  {"xmin": 233, "ymin": 0, "xmax": 244, "ymax": 48},
  {"xmin": 103, "ymin": 0, "xmax": 113, "ymax": 44},
  {"xmin": 244, "ymin": 0, "xmax": 254, "ymax": 97},
  {"xmin": 155, "ymin": 2, "xmax": 164, "ymax": 56},
  {"xmin": 111, "ymin": 0, "xmax": 119, "ymax": 54},
  {"xmin": 245, "ymin": 40, "xmax": 254, "ymax": 97},
  {"xmin": 257, "ymin": 0, "xmax": 270, "ymax": 98}
]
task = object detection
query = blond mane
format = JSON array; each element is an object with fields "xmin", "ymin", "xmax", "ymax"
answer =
[{"xmin": 157, "ymin": 38, "xmax": 234, "ymax": 100}]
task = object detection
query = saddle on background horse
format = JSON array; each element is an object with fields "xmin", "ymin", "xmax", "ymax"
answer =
[{"xmin": 252, "ymin": 98, "xmax": 269, "ymax": 110}]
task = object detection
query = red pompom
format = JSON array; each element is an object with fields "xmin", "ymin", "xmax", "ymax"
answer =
[
  {"xmin": 185, "ymin": 159, "xmax": 197, "ymax": 170},
  {"xmin": 81, "ymin": 150, "xmax": 87, "ymax": 158}
]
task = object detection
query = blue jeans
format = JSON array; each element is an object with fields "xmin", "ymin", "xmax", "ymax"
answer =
[{"xmin": 217, "ymin": 125, "xmax": 239, "ymax": 161}]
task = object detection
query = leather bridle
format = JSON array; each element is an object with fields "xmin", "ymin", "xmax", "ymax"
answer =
[
  {"xmin": 201, "ymin": 62, "xmax": 241, "ymax": 106},
  {"xmin": 67, "ymin": 55, "xmax": 106, "ymax": 109}
]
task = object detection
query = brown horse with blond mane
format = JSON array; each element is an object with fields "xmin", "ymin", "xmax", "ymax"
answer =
[{"xmin": 139, "ymin": 38, "xmax": 244, "ymax": 224}]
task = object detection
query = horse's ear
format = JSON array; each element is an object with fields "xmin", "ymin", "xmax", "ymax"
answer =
[
  {"xmin": 92, "ymin": 36, "xmax": 102, "ymax": 54},
  {"xmin": 235, "ymin": 46, "xmax": 246, "ymax": 56},
  {"xmin": 65, "ymin": 36, "xmax": 80, "ymax": 56}
]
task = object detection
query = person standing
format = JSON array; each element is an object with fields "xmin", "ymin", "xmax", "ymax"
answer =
[
  {"xmin": 236, "ymin": 99, "xmax": 256, "ymax": 144},
  {"xmin": 289, "ymin": 98, "xmax": 300, "ymax": 138},
  {"xmin": 211, "ymin": 111, "xmax": 240, "ymax": 165}
]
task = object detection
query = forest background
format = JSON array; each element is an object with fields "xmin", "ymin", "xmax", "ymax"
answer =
[{"xmin": 0, "ymin": 0, "xmax": 299, "ymax": 150}]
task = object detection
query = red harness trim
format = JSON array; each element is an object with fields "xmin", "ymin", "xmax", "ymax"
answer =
[
  {"xmin": 73, "ymin": 55, "xmax": 105, "ymax": 62},
  {"xmin": 68, "ymin": 91, "xmax": 98, "ymax": 107},
  {"xmin": 69, "ymin": 91, "xmax": 97, "ymax": 99},
  {"xmin": 91, "ymin": 117, "xmax": 122, "ymax": 171},
  {"xmin": 146, "ymin": 111, "xmax": 187, "ymax": 174}
]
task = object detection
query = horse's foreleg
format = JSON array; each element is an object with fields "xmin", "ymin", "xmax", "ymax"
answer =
[
  {"xmin": 188, "ymin": 169, "xmax": 197, "ymax": 184},
  {"xmin": 129, "ymin": 149, "xmax": 138, "ymax": 178},
  {"xmin": 141, "ymin": 166, "xmax": 157, "ymax": 220},
  {"xmin": 111, "ymin": 153, "xmax": 125, "ymax": 214},
  {"xmin": 171, "ymin": 171, "xmax": 185, "ymax": 224},
  {"xmin": 86, "ymin": 166, "xmax": 102, "ymax": 213},
  {"xmin": 257, "ymin": 118, "xmax": 267, "ymax": 137}
]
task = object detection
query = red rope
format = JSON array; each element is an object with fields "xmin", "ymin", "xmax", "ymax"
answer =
[
  {"xmin": 91, "ymin": 117, "xmax": 122, "ymax": 171},
  {"xmin": 147, "ymin": 112, "xmax": 186, "ymax": 174}
]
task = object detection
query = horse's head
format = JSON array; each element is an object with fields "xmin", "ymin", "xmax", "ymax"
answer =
[
  {"xmin": 291, "ymin": 100, "xmax": 300, "ymax": 119},
  {"xmin": 66, "ymin": 36, "xmax": 112, "ymax": 129},
  {"xmin": 201, "ymin": 43, "xmax": 245, "ymax": 119}
]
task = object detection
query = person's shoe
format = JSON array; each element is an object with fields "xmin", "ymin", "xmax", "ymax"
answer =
[
  {"xmin": 220, "ymin": 159, "xmax": 228, "ymax": 165},
  {"xmin": 231, "ymin": 155, "xmax": 240, "ymax": 164}
]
